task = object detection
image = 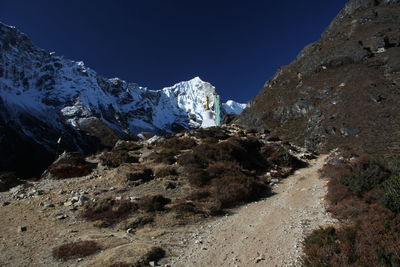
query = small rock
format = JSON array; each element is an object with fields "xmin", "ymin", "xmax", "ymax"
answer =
[
  {"xmin": 126, "ymin": 228, "xmax": 134, "ymax": 234},
  {"xmin": 45, "ymin": 203, "xmax": 55, "ymax": 208},
  {"xmin": 64, "ymin": 201, "xmax": 73, "ymax": 207},
  {"xmin": 255, "ymin": 255, "xmax": 265, "ymax": 263},
  {"xmin": 149, "ymin": 261, "xmax": 155, "ymax": 267},
  {"xmin": 56, "ymin": 214, "xmax": 68, "ymax": 220},
  {"xmin": 2, "ymin": 201, "xmax": 11, "ymax": 206},
  {"xmin": 115, "ymin": 196, "xmax": 122, "ymax": 201},
  {"xmin": 18, "ymin": 226, "xmax": 27, "ymax": 233}
]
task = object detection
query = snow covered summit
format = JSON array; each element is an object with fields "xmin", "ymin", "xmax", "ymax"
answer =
[{"xmin": 0, "ymin": 22, "xmax": 245, "ymax": 176}]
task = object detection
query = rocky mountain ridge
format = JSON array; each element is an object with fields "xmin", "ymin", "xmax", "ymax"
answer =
[
  {"xmin": 0, "ymin": 22, "xmax": 244, "ymax": 177},
  {"xmin": 236, "ymin": 0, "xmax": 400, "ymax": 156}
]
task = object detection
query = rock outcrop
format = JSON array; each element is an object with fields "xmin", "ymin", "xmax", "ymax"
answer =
[{"xmin": 236, "ymin": 0, "xmax": 400, "ymax": 155}]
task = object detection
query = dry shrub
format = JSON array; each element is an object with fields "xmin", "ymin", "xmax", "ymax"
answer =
[
  {"xmin": 340, "ymin": 161, "xmax": 389, "ymax": 195},
  {"xmin": 100, "ymin": 150, "xmax": 138, "ymax": 168},
  {"xmin": 47, "ymin": 153, "xmax": 93, "ymax": 179},
  {"xmin": 147, "ymin": 149, "xmax": 178, "ymax": 165},
  {"xmin": 179, "ymin": 137, "xmax": 269, "ymax": 173},
  {"xmin": 137, "ymin": 195, "xmax": 171, "ymax": 212},
  {"xmin": 193, "ymin": 127, "xmax": 229, "ymax": 140},
  {"xmin": 99, "ymin": 141, "xmax": 141, "ymax": 168},
  {"xmin": 118, "ymin": 214, "xmax": 154, "ymax": 230},
  {"xmin": 303, "ymin": 152, "xmax": 400, "ymax": 266},
  {"xmin": 326, "ymin": 177, "xmax": 355, "ymax": 205},
  {"xmin": 211, "ymin": 175, "xmax": 270, "ymax": 208},
  {"xmin": 262, "ymin": 144, "xmax": 306, "ymax": 169},
  {"xmin": 176, "ymin": 137, "xmax": 306, "ymax": 211},
  {"xmin": 126, "ymin": 168, "xmax": 153, "ymax": 182},
  {"xmin": 52, "ymin": 240, "xmax": 101, "ymax": 261},
  {"xmin": 153, "ymin": 165, "xmax": 177, "ymax": 177},
  {"xmin": 169, "ymin": 199, "xmax": 223, "ymax": 216},
  {"xmin": 82, "ymin": 198, "xmax": 138, "ymax": 225},
  {"xmin": 319, "ymin": 163, "xmax": 352, "ymax": 180},
  {"xmin": 382, "ymin": 175, "xmax": 400, "ymax": 213},
  {"xmin": 328, "ymin": 197, "xmax": 370, "ymax": 220},
  {"xmin": 158, "ymin": 136, "xmax": 197, "ymax": 150}
]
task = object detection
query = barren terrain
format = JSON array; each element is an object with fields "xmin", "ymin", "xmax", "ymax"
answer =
[{"xmin": 165, "ymin": 155, "xmax": 337, "ymax": 267}]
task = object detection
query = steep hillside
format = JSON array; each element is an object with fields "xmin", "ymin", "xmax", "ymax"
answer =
[
  {"xmin": 236, "ymin": 0, "xmax": 400, "ymax": 156},
  {"xmin": 0, "ymin": 23, "xmax": 244, "ymax": 177}
]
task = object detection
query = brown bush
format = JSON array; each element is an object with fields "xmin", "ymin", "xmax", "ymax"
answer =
[
  {"xmin": 100, "ymin": 150, "xmax": 139, "ymax": 168},
  {"xmin": 187, "ymin": 167, "xmax": 210, "ymax": 187},
  {"xmin": 118, "ymin": 214, "xmax": 154, "ymax": 230},
  {"xmin": 47, "ymin": 153, "xmax": 93, "ymax": 179},
  {"xmin": 52, "ymin": 240, "xmax": 101, "ymax": 261},
  {"xmin": 137, "ymin": 195, "xmax": 171, "ymax": 212},
  {"xmin": 319, "ymin": 163, "xmax": 352, "ymax": 180},
  {"xmin": 262, "ymin": 144, "xmax": 306, "ymax": 170},
  {"xmin": 82, "ymin": 198, "xmax": 138, "ymax": 225},
  {"xmin": 193, "ymin": 127, "xmax": 229, "ymax": 140},
  {"xmin": 153, "ymin": 165, "xmax": 177, "ymax": 177},
  {"xmin": 147, "ymin": 149, "xmax": 178, "ymax": 165},
  {"xmin": 211, "ymin": 175, "xmax": 270, "ymax": 208},
  {"xmin": 326, "ymin": 177, "xmax": 355, "ymax": 205},
  {"xmin": 303, "ymin": 152, "xmax": 400, "ymax": 266},
  {"xmin": 158, "ymin": 136, "xmax": 197, "ymax": 150}
]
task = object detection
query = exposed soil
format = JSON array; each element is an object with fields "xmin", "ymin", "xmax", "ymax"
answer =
[{"xmin": 165, "ymin": 155, "xmax": 337, "ymax": 267}]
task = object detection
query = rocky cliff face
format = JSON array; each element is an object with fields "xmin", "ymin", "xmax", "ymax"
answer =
[
  {"xmin": 0, "ymin": 23, "xmax": 244, "ymax": 177},
  {"xmin": 236, "ymin": 0, "xmax": 400, "ymax": 155}
]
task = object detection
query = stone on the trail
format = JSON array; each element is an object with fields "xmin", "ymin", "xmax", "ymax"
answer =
[
  {"xmin": 126, "ymin": 228, "xmax": 134, "ymax": 234},
  {"xmin": 18, "ymin": 226, "xmax": 27, "ymax": 232},
  {"xmin": 64, "ymin": 201, "xmax": 73, "ymax": 207},
  {"xmin": 56, "ymin": 214, "xmax": 68, "ymax": 220},
  {"xmin": 255, "ymin": 255, "xmax": 265, "ymax": 263}
]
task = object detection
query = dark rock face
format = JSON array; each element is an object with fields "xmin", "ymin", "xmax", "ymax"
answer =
[
  {"xmin": 0, "ymin": 172, "xmax": 23, "ymax": 192},
  {"xmin": 236, "ymin": 0, "xmax": 400, "ymax": 155}
]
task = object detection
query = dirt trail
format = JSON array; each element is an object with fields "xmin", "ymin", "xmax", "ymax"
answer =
[{"xmin": 170, "ymin": 155, "xmax": 336, "ymax": 267}]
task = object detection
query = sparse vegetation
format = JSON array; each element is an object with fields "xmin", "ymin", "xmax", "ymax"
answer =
[
  {"xmin": 82, "ymin": 198, "xmax": 138, "ymax": 226},
  {"xmin": 175, "ymin": 136, "xmax": 304, "ymax": 211},
  {"xmin": 47, "ymin": 153, "xmax": 93, "ymax": 179},
  {"xmin": 158, "ymin": 136, "xmax": 197, "ymax": 150},
  {"xmin": 302, "ymin": 151, "xmax": 400, "ymax": 266},
  {"xmin": 52, "ymin": 240, "xmax": 102, "ymax": 261}
]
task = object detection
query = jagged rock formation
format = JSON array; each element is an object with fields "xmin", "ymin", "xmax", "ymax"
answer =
[
  {"xmin": 236, "ymin": 0, "xmax": 400, "ymax": 156},
  {"xmin": 0, "ymin": 23, "xmax": 244, "ymax": 177}
]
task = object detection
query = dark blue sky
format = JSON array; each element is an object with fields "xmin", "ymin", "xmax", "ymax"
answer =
[{"xmin": 1, "ymin": 0, "xmax": 347, "ymax": 103}]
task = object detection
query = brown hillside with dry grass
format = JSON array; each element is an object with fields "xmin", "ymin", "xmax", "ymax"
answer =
[{"xmin": 236, "ymin": 0, "xmax": 400, "ymax": 156}]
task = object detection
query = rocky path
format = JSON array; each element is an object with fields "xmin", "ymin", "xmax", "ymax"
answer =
[{"xmin": 170, "ymin": 155, "xmax": 336, "ymax": 267}]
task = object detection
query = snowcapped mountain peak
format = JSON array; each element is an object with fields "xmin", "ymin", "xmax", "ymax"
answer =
[
  {"xmin": 0, "ymin": 22, "xmax": 247, "ymax": 175},
  {"xmin": 223, "ymin": 100, "xmax": 247, "ymax": 115}
]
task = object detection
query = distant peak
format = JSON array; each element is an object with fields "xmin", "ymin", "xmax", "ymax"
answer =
[{"xmin": 187, "ymin": 76, "xmax": 205, "ymax": 84}]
